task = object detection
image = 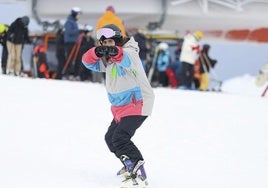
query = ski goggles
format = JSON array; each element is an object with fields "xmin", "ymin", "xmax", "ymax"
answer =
[{"xmin": 96, "ymin": 28, "xmax": 121, "ymax": 40}]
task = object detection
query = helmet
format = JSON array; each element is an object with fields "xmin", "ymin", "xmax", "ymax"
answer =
[
  {"xmin": 21, "ymin": 16, "xmax": 30, "ymax": 26},
  {"xmin": 158, "ymin": 42, "xmax": 169, "ymax": 50},
  {"xmin": 97, "ymin": 24, "xmax": 123, "ymax": 45},
  {"xmin": 71, "ymin": 7, "xmax": 82, "ymax": 16},
  {"xmin": 85, "ymin": 25, "xmax": 93, "ymax": 32},
  {"xmin": 194, "ymin": 30, "xmax": 203, "ymax": 40}
]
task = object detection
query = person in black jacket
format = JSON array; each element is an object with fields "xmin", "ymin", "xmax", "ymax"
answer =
[
  {"xmin": 55, "ymin": 28, "xmax": 66, "ymax": 80},
  {"xmin": 197, "ymin": 44, "xmax": 217, "ymax": 91},
  {"xmin": 6, "ymin": 16, "xmax": 30, "ymax": 76},
  {"xmin": 0, "ymin": 24, "xmax": 9, "ymax": 74},
  {"xmin": 77, "ymin": 25, "xmax": 95, "ymax": 81},
  {"xmin": 133, "ymin": 30, "xmax": 150, "ymax": 72}
]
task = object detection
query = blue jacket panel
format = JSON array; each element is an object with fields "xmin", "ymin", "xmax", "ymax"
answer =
[
  {"xmin": 108, "ymin": 86, "xmax": 142, "ymax": 106},
  {"xmin": 157, "ymin": 51, "xmax": 170, "ymax": 72}
]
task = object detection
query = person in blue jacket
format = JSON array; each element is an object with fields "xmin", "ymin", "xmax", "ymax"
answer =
[
  {"xmin": 63, "ymin": 7, "xmax": 81, "ymax": 78},
  {"xmin": 156, "ymin": 42, "xmax": 170, "ymax": 87}
]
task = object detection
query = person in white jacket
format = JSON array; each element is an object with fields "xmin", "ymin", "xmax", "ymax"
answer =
[{"xmin": 179, "ymin": 31, "xmax": 203, "ymax": 89}]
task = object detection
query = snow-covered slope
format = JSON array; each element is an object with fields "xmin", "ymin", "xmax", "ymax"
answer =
[{"xmin": 0, "ymin": 75, "xmax": 268, "ymax": 188}]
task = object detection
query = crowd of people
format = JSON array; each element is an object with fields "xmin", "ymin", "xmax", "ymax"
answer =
[
  {"xmin": 0, "ymin": 5, "xmax": 218, "ymax": 91},
  {"xmin": 149, "ymin": 31, "xmax": 218, "ymax": 91}
]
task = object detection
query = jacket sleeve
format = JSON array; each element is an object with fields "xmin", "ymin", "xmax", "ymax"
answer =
[
  {"xmin": 110, "ymin": 47, "xmax": 131, "ymax": 69},
  {"xmin": 82, "ymin": 47, "xmax": 102, "ymax": 72}
]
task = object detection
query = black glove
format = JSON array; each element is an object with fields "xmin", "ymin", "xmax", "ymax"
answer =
[
  {"xmin": 107, "ymin": 46, "xmax": 118, "ymax": 57},
  {"xmin": 95, "ymin": 46, "xmax": 109, "ymax": 57}
]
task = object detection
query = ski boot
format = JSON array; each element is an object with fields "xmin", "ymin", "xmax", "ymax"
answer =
[{"xmin": 118, "ymin": 155, "xmax": 148, "ymax": 188}]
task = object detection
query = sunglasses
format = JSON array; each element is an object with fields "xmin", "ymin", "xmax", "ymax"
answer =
[{"xmin": 96, "ymin": 28, "xmax": 121, "ymax": 40}]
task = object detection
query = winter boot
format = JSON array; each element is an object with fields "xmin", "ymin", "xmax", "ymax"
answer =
[
  {"xmin": 118, "ymin": 155, "xmax": 135, "ymax": 179},
  {"xmin": 119, "ymin": 155, "xmax": 148, "ymax": 187}
]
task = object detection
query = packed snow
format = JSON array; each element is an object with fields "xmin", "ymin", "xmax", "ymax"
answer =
[{"xmin": 0, "ymin": 74, "xmax": 268, "ymax": 188}]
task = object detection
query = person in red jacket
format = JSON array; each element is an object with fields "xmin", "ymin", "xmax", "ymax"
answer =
[{"xmin": 33, "ymin": 44, "xmax": 50, "ymax": 79}]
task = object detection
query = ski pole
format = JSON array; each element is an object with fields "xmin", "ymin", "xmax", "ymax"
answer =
[
  {"xmin": 148, "ymin": 47, "xmax": 159, "ymax": 83},
  {"xmin": 62, "ymin": 43, "xmax": 77, "ymax": 75},
  {"xmin": 203, "ymin": 53, "xmax": 221, "ymax": 81},
  {"xmin": 261, "ymin": 84, "xmax": 268, "ymax": 97},
  {"xmin": 72, "ymin": 33, "xmax": 84, "ymax": 65},
  {"xmin": 203, "ymin": 53, "xmax": 222, "ymax": 88},
  {"xmin": 199, "ymin": 53, "xmax": 208, "ymax": 73}
]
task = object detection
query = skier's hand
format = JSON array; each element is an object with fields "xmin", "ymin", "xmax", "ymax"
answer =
[
  {"xmin": 107, "ymin": 46, "xmax": 118, "ymax": 57},
  {"xmin": 95, "ymin": 46, "xmax": 109, "ymax": 57},
  {"xmin": 109, "ymin": 46, "xmax": 123, "ymax": 62}
]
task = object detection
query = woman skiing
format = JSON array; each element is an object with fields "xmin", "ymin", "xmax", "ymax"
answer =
[{"xmin": 82, "ymin": 24, "xmax": 154, "ymax": 188}]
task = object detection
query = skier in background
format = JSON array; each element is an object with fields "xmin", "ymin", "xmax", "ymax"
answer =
[
  {"xmin": 134, "ymin": 29, "xmax": 150, "ymax": 72},
  {"xmin": 178, "ymin": 30, "xmax": 203, "ymax": 89},
  {"xmin": 6, "ymin": 16, "xmax": 30, "ymax": 76},
  {"xmin": 55, "ymin": 27, "xmax": 66, "ymax": 80},
  {"xmin": 0, "ymin": 24, "xmax": 9, "ymax": 74},
  {"xmin": 156, "ymin": 42, "xmax": 170, "ymax": 87},
  {"xmin": 96, "ymin": 5, "xmax": 127, "ymax": 37},
  {"xmin": 63, "ymin": 7, "xmax": 82, "ymax": 79},
  {"xmin": 33, "ymin": 42, "xmax": 50, "ymax": 79},
  {"xmin": 197, "ymin": 44, "xmax": 217, "ymax": 91},
  {"xmin": 78, "ymin": 25, "xmax": 95, "ymax": 81},
  {"xmin": 82, "ymin": 24, "xmax": 154, "ymax": 188}
]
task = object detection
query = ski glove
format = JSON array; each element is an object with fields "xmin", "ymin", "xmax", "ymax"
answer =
[
  {"xmin": 95, "ymin": 46, "xmax": 109, "ymax": 57},
  {"xmin": 109, "ymin": 46, "xmax": 123, "ymax": 62},
  {"xmin": 95, "ymin": 46, "xmax": 119, "ymax": 58},
  {"xmin": 107, "ymin": 46, "xmax": 118, "ymax": 57}
]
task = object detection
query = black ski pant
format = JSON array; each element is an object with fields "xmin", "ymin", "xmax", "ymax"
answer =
[
  {"xmin": 179, "ymin": 61, "xmax": 194, "ymax": 89},
  {"xmin": 64, "ymin": 42, "xmax": 76, "ymax": 76},
  {"xmin": 1, "ymin": 43, "xmax": 8, "ymax": 74},
  {"xmin": 105, "ymin": 115, "xmax": 147, "ymax": 163},
  {"xmin": 56, "ymin": 52, "xmax": 66, "ymax": 80}
]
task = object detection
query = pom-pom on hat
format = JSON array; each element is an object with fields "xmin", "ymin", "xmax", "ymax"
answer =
[{"xmin": 106, "ymin": 5, "xmax": 115, "ymax": 13}]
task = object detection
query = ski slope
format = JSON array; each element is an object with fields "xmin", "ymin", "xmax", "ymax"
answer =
[{"xmin": 0, "ymin": 74, "xmax": 268, "ymax": 188}]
